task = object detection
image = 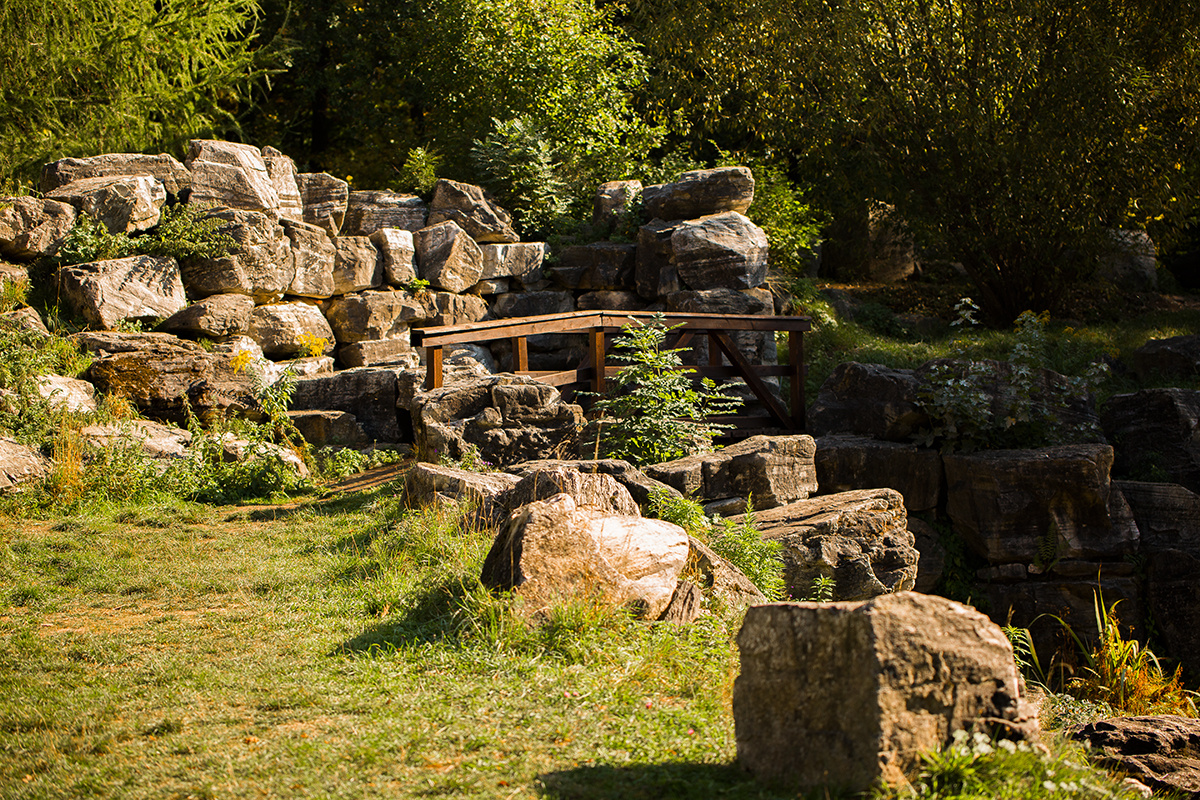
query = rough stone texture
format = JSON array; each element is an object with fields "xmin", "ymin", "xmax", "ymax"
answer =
[
  {"xmin": 644, "ymin": 435, "xmax": 817, "ymax": 511},
  {"xmin": 944, "ymin": 444, "xmax": 1135, "ymax": 563},
  {"xmin": 659, "ymin": 581, "xmax": 704, "ymax": 624},
  {"xmin": 371, "ymin": 228, "xmax": 418, "ymax": 286},
  {"xmin": 688, "ymin": 536, "xmax": 767, "ymax": 606},
  {"xmin": 1133, "ymin": 335, "xmax": 1200, "ymax": 382},
  {"xmin": 808, "ymin": 362, "xmax": 928, "ymax": 442},
  {"xmin": 575, "ymin": 290, "xmax": 645, "ymax": 311},
  {"xmin": 666, "ymin": 287, "xmax": 776, "ymax": 365},
  {"xmin": 36, "ymin": 375, "xmax": 96, "ymax": 413},
  {"xmin": 1103, "ymin": 389, "xmax": 1200, "ymax": 493},
  {"xmin": 480, "ymin": 242, "xmax": 544, "ymax": 283},
  {"xmin": 592, "ymin": 180, "xmax": 643, "ymax": 232},
  {"xmin": 41, "ymin": 153, "xmax": 191, "ymax": 198},
  {"xmin": 1146, "ymin": 550, "xmax": 1200, "ymax": 676},
  {"xmin": 508, "ymin": 459, "xmax": 681, "ymax": 509},
  {"xmin": 734, "ymin": 594, "xmax": 1031, "ymax": 792},
  {"xmin": 338, "ymin": 338, "xmax": 419, "ymax": 369},
  {"xmin": 0, "ymin": 437, "xmax": 51, "ymax": 493},
  {"xmin": 58, "ymin": 255, "xmax": 187, "ymax": 329},
  {"xmin": 47, "ymin": 175, "xmax": 165, "ymax": 234},
  {"xmin": 261, "ymin": 146, "xmax": 304, "ymax": 222},
  {"xmin": 423, "ymin": 292, "xmax": 488, "ymax": 327},
  {"xmin": 815, "ymin": 435, "xmax": 943, "ymax": 513},
  {"xmin": 181, "ymin": 209, "xmax": 294, "ymax": 302},
  {"xmin": 1069, "ymin": 716, "xmax": 1200, "ymax": 798},
  {"xmin": 984, "ymin": 573, "xmax": 1141, "ymax": 656},
  {"xmin": 291, "ymin": 366, "xmax": 406, "ymax": 443},
  {"xmin": 185, "ymin": 139, "xmax": 280, "ymax": 215},
  {"xmin": 491, "ymin": 290, "xmax": 574, "ymax": 319},
  {"xmin": 443, "ymin": 344, "xmax": 497, "ymax": 378},
  {"xmin": 80, "ymin": 420, "xmax": 193, "ymax": 460},
  {"xmin": 297, "ymin": 172, "xmax": 349, "ymax": 235},
  {"xmin": 642, "ymin": 167, "xmax": 754, "ymax": 220},
  {"xmin": 909, "ymin": 516, "xmax": 946, "ymax": 594},
  {"xmin": 481, "ymin": 493, "xmax": 689, "ymax": 619},
  {"xmin": 282, "ymin": 218, "xmax": 336, "ymax": 298},
  {"xmin": 325, "ymin": 290, "xmax": 422, "ymax": 344},
  {"xmin": 0, "ymin": 306, "xmax": 48, "ymax": 337},
  {"xmin": 0, "ymin": 197, "xmax": 77, "ymax": 259},
  {"xmin": 412, "ymin": 375, "xmax": 584, "ymax": 467},
  {"xmin": 428, "ymin": 179, "xmax": 518, "ymax": 243},
  {"xmin": 161, "ymin": 293, "xmax": 255, "ymax": 339},
  {"xmin": 0, "ymin": 263, "xmax": 29, "ymax": 291},
  {"xmin": 331, "ymin": 236, "xmax": 382, "ymax": 295},
  {"xmin": 1118, "ymin": 480, "xmax": 1200, "ymax": 556},
  {"xmin": 548, "ymin": 243, "xmax": 637, "ymax": 290},
  {"xmin": 415, "ymin": 221, "xmax": 483, "ymax": 293},
  {"xmin": 499, "ymin": 466, "xmax": 640, "ymax": 518},
  {"xmin": 737, "ymin": 488, "xmax": 918, "ymax": 600},
  {"xmin": 285, "ymin": 409, "xmax": 370, "ymax": 448},
  {"xmin": 472, "ymin": 278, "xmax": 509, "ymax": 295},
  {"xmin": 343, "ymin": 190, "xmax": 427, "ymax": 235},
  {"xmin": 405, "ymin": 462, "xmax": 521, "ymax": 508},
  {"xmin": 247, "ymin": 302, "xmax": 335, "ymax": 359},
  {"xmin": 1098, "ymin": 229, "xmax": 1159, "ymax": 292},
  {"xmin": 636, "ymin": 219, "xmax": 680, "ymax": 299},
  {"xmin": 672, "ymin": 212, "xmax": 768, "ymax": 291},
  {"xmin": 86, "ymin": 336, "xmax": 260, "ymax": 425}
]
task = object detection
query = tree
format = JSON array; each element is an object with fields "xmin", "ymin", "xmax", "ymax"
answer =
[
  {"xmin": 625, "ymin": 0, "xmax": 1200, "ymax": 323},
  {"xmin": 0, "ymin": 0, "xmax": 266, "ymax": 188}
]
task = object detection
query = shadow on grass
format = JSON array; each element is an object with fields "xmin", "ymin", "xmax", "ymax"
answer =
[
  {"xmin": 333, "ymin": 580, "xmax": 472, "ymax": 655},
  {"xmin": 537, "ymin": 762, "xmax": 821, "ymax": 800},
  {"xmin": 230, "ymin": 479, "xmax": 406, "ymax": 524}
]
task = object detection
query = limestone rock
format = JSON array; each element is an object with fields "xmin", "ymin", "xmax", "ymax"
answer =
[
  {"xmin": 666, "ymin": 286, "xmax": 776, "ymax": 365},
  {"xmin": 0, "ymin": 305, "xmax": 48, "ymax": 337},
  {"xmin": 260, "ymin": 146, "xmax": 304, "ymax": 222},
  {"xmin": 428, "ymin": 292, "xmax": 488, "ymax": 326},
  {"xmin": 815, "ymin": 434, "xmax": 943, "ymax": 513},
  {"xmin": 325, "ymin": 289, "xmax": 421, "ymax": 344},
  {"xmin": 160, "ymin": 293, "xmax": 255, "ymax": 339},
  {"xmin": 492, "ymin": 290, "xmax": 573, "ymax": 319},
  {"xmin": 338, "ymin": 338, "xmax": 419, "ymax": 369},
  {"xmin": 73, "ymin": 330, "xmax": 203, "ymax": 356},
  {"xmin": 80, "ymin": 419, "xmax": 193, "ymax": 459},
  {"xmin": 1146, "ymin": 550, "xmax": 1200, "ymax": 676},
  {"xmin": 734, "ymin": 594, "xmax": 1031, "ymax": 792},
  {"xmin": 737, "ymin": 488, "xmax": 918, "ymax": 600},
  {"xmin": 36, "ymin": 375, "xmax": 96, "ymax": 413},
  {"xmin": 428, "ymin": 179, "xmax": 518, "ymax": 243},
  {"xmin": 41, "ymin": 153, "xmax": 191, "ymax": 198},
  {"xmin": 412, "ymin": 374, "xmax": 584, "ymax": 467},
  {"xmin": 643, "ymin": 167, "xmax": 754, "ymax": 220},
  {"xmin": 909, "ymin": 516, "xmax": 946, "ymax": 594},
  {"xmin": 415, "ymin": 221, "xmax": 483, "ymax": 293},
  {"xmin": 1069, "ymin": 716, "xmax": 1200, "ymax": 798},
  {"xmin": 291, "ymin": 366, "xmax": 407, "ymax": 443},
  {"xmin": 1098, "ymin": 229, "xmax": 1158, "ymax": 292},
  {"xmin": 500, "ymin": 466, "xmax": 640, "ymax": 518},
  {"xmin": 0, "ymin": 197, "xmax": 77, "ymax": 260},
  {"xmin": 635, "ymin": 219, "xmax": 680, "ymax": 299},
  {"xmin": 58, "ymin": 255, "xmax": 186, "ymax": 329},
  {"xmin": 672, "ymin": 212, "xmax": 768, "ymax": 290},
  {"xmin": 480, "ymin": 242, "xmax": 544, "ymax": 283},
  {"xmin": 185, "ymin": 139, "xmax": 280, "ymax": 215},
  {"xmin": 809, "ymin": 362, "xmax": 928, "ymax": 442},
  {"xmin": 576, "ymin": 290, "xmax": 645, "ymax": 311},
  {"xmin": 297, "ymin": 172, "xmax": 349, "ymax": 235},
  {"xmin": 481, "ymin": 493, "xmax": 689, "ymax": 619},
  {"xmin": 443, "ymin": 344, "xmax": 497, "ymax": 378},
  {"xmin": 331, "ymin": 236, "xmax": 382, "ymax": 295},
  {"xmin": 181, "ymin": 209, "xmax": 294, "ymax": 302},
  {"xmin": 1133, "ymin": 335, "xmax": 1200, "ymax": 382},
  {"xmin": 217, "ymin": 433, "xmax": 309, "ymax": 480},
  {"xmin": 282, "ymin": 218, "xmax": 336, "ymax": 298},
  {"xmin": 47, "ymin": 175, "xmax": 165, "ymax": 234},
  {"xmin": 344, "ymin": 190, "xmax": 427, "ymax": 235},
  {"xmin": 1103, "ymin": 389, "xmax": 1200, "ymax": 493},
  {"xmin": 687, "ymin": 535, "xmax": 767, "ymax": 606},
  {"xmin": 593, "ymin": 180, "xmax": 643, "ymax": 232},
  {"xmin": 247, "ymin": 302, "xmax": 335, "ymax": 359},
  {"xmin": 285, "ymin": 410, "xmax": 370, "ymax": 448},
  {"xmin": 0, "ymin": 263, "xmax": 29, "ymax": 292},
  {"xmin": 405, "ymin": 462, "xmax": 521, "ymax": 507},
  {"xmin": 548, "ymin": 243, "xmax": 636, "ymax": 290},
  {"xmin": 0, "ymin": 437, "xmax": 51, "ymax": 493},
  {"xmin": 508, "ymin": 459, "xmax": 681, "ymax": 509},
  {"xmin": 644, "ymin": 435, "xmax": 817, "ymax": 511},
  {"xmin": 1118, "ymin": 480, "xmax": 1200, "ymax": 555},
  {"xmin": 370, "ymin": 228, "xmax": 417, "ymax": 286}
]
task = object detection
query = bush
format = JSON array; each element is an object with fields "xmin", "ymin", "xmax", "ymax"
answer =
[
  {"xmin": 55, "ymin": 204, "xmax": 236, "ymax": 267},
  {"xmin": 472, "ymin": 117, "xmax": 572, "ymax": 236}
]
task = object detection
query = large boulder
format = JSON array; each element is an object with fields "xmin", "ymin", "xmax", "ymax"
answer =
[
  {"xmin": 735, "ymin": 488, "xmax": 918, "ymax": 600},
  {"xmin": 1098, "ymin": 229, "xmax": 1159, "ymax": 291},
  {"xmin": 635, "ymin": 219, "xmax": 680, "ymax": 299},
  {"xmin": 282, "ymin": 218, "xmax": 336, "ymax": 299},
  {"xmin": 1103, "ymin": 389, "xmax": 1200, "ymax": 493},
  {"xmin": 36, "ymin": 375, "xmax": 96, "ymax": 413},
  {"xmin": 343, "ymin": 190, "xmax": 427, "ymax": 235},
  {"xmin": 686, "ymin": 536, "xmax": 767, "ymax": 607},
  {"xmin": 1132, "ymin": 335, "xmax": 1200, "ymax": 382},
  {"xmin": 592, "ymin": 180, "xmax": 643, "ymax": 233},
  {"xmin": 808, "ymin": 362, "xmax": 928, "ymax": 441},
  {"xmin": 642, "ymin": 167, "xmax": 754, "ymax": 220},
  {"xmin": 671, "ymin": 212, "xmax": 769, "ymax": 291},
  {"xmin": 427, "ymin": 292, "xmax": 488, "ymax": 326},
  {"xmin": 180, "ymin": 209, "xmax": 294, "ymax": 302},
  {"xmin": 40, "ymin": 153, "xmax": 191, "ymax": 198},
  {"xmin": 405, "ymin": 462, "xmax": 522, "ymax": 508},
  {"xmin": 46, "ymin": 175, "xmax": 165, "ymax": 234},
  {"xmin": 325, "ymin": 289, "xmax": 425, "ymax": 344},
  {"xmin": 481, "ymin": 493, "xmax": 689, "ymax": 619},
  {"xmin": 1146, "ymin": 550, "xmax": 1200, "ymax": 676},
  {"xmin": 370, "ymin": 228, "xmax": 418, "ymax": 286},
  {"xmin": 331, "ymin": 236, "xmax": 382, "ymax": 295},
  {"xmin": 411, "ymin": 375, "xmax": 584, "ymax": 467},
  {"xmin": 1068, "ymin": 716, "xmax": 1200, "ymax": 798},
  {"xmin": 0, "ymin": 437, "xmax": 51, "ymax": 493},
  {"xmin": 643, "ymin": 435, "xmax": 818, "ymax": 514},
  {"xmin": 733, "ymin": 593, "xmax": 1033, "ymax": 793},
  {"xmin": 58, "ymin": 255, "xmax": 187, "ymax": 329},
  {"xmin": 185, "ymin": 139, "xmax": 280, "ymax": 215},
  {"xmin": 337, "ymin": 338, "xmax": 419, "ymax": 369},
  {"xmin": 247, "ymin": 302, "xmax": 335, "ymax": 359},
  {"xmin": 1118, "ymin": 480, "xmax": 1200, "ymax": 556},
  {"xmin": 507, "ymin": 458, "xmax": 681, "ymax": 508},
  {"xmin": 498, "ymin": 465, "xmax": 640, "ymax": 518},
  {"xmin": 427, "ymin": 179, "xmax": 518, "ymax": 243},
  {"xmin": 576, "ymin": 290, "xmax": 645, "ymax": 311},
  {"xmin": 80, "ymin": 419, "xmax": 193, "ymax": 460},
  {"xmin": 0, "ymin": 197, "xmax": 77, "ymax": 260},
  {"xmin": 160, "ymin": 293, "xmax": 255, "ymax": 339},
  {"xmin": 665, "ymin": 287, "xmax": 776, "ymax": 366},
  {"xmin": 480, "ymin": 242, "xmax": 544, "ymax": 284},
  {"xmin": 285, "ymin": 410, "xmax": 370, "ymax": 448},
  {"xmin": 415, "ymin": 221, "xmax": 483, "ymax": 293},
  {"xmin": 0, "ymin": 305, "xmax": 48, "ymax": 337},
  {"xmin": 492, "ymin": 290, "xmax": 574, "ymax": 319},
  {"xmin": 815, "ymin": 435, "xmax": 943, "ymax": 513},
  {"xmin": 548, "ymin": 243, "xmax": 636, "ymax": 290},
  {"xmin": 297, "ymin": 172, "xmax": 349, "ymax": 235},
  {"xmin": 291, "ymin": 366, "xmax": 407, "ymax": 443},
  {"xmin": 260, "ymin": 146, "xmax": 304, "ymax": 222}
]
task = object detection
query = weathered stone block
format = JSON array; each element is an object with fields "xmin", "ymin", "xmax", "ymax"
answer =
[
  {"xmin": 672, "ymin": 212, "xmax": 768, "ymax": 290},
  {"xmin": 815, "ymin": 434, "xmax": 943, "ymax": 513},
  {"xmin": 643, "ymin": 167, "xmax": 754, "ymax": 220},
  {"xmin": 344, "ymin": 190, "xmax": 427, "ymax": 235},
  {"xmin": 415, "ymin": 221, "xmax": 483, "ymax": 293},
  {"xmin": 58, "ymin": 255, "xmax": 186, "ymax": 329}
]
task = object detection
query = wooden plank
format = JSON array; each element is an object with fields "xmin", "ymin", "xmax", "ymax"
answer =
[
  {"xmin": 708, "ymin": 332, "xmax": 722, "ymax": 367},
  {"xmin": 512, "ymin": 336, "xmax": 529, "ymax": 372},
  {"xmin": 710, "ymin": 331, "xmax": 796, "ymax": 430},
  {"xmin": 426, "ymin": 345, "xmax": 443, "ymax": 390},
  {"xmin": 589, "ymin": 329, "xmax": 606, "ymax": 395},
  {"xmin": 517, "ymin": 368, "xmax": 593, "ymax": 387}
]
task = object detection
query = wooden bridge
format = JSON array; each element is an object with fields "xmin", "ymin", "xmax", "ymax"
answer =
[{"xmin": 411, "ymin": 310, "xmax": 812, "ymax": 435}]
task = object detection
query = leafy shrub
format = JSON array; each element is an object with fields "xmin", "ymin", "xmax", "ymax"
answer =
[
  {"xmin": 395, "ymin": 147, "xmax": 442, "ymax": 196},
  {"xmin": 472, "ymin": 117, "xmax": 572, "ymax": 236},
  {"xmin": 588, "ymin": 314, "xmax": 741, "ymax": 466},
  {"xmin": 55, "ymin": 204, "xmax": 235, "ymax": 267}
]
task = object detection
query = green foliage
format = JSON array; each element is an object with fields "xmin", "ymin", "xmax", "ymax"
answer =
[
  {"xmin": 55, "ymin": 205, "xmax": 236, "ymax": 267},
  {"xmin": 646, "ymin": 488, "xmax": 709, "ymax": 538},
  {"xmin": 804, "ymin": 575, "xmax": 835, "ymax": 603},
  {"xmin": 394, "ymin": 147, "xmax": 441, "ymax": 196},
  {"xmin": 54, "ymin": 214, "xmax": 135, "ymax": 265},
  {"xmin": 471, "ymin": 117, "xmax": 571, "ymax": 236},
  {"xmin": 311, "ymin": 446, "xmax": 405, "ymax": 482},
  {"xmin": 589, "ymin": 315, "xmax": 742, "ymax": 466},
  {"xmin": 0, "ymin": 0, "xmax": 266, "ymax": 186},
  {"xmin": 0, "ymin": 326, "xmax": 92, "ymax": 446},
  {"xmin": 0, "ymin": 275, "xmax": 29, "ymax": 314}
]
